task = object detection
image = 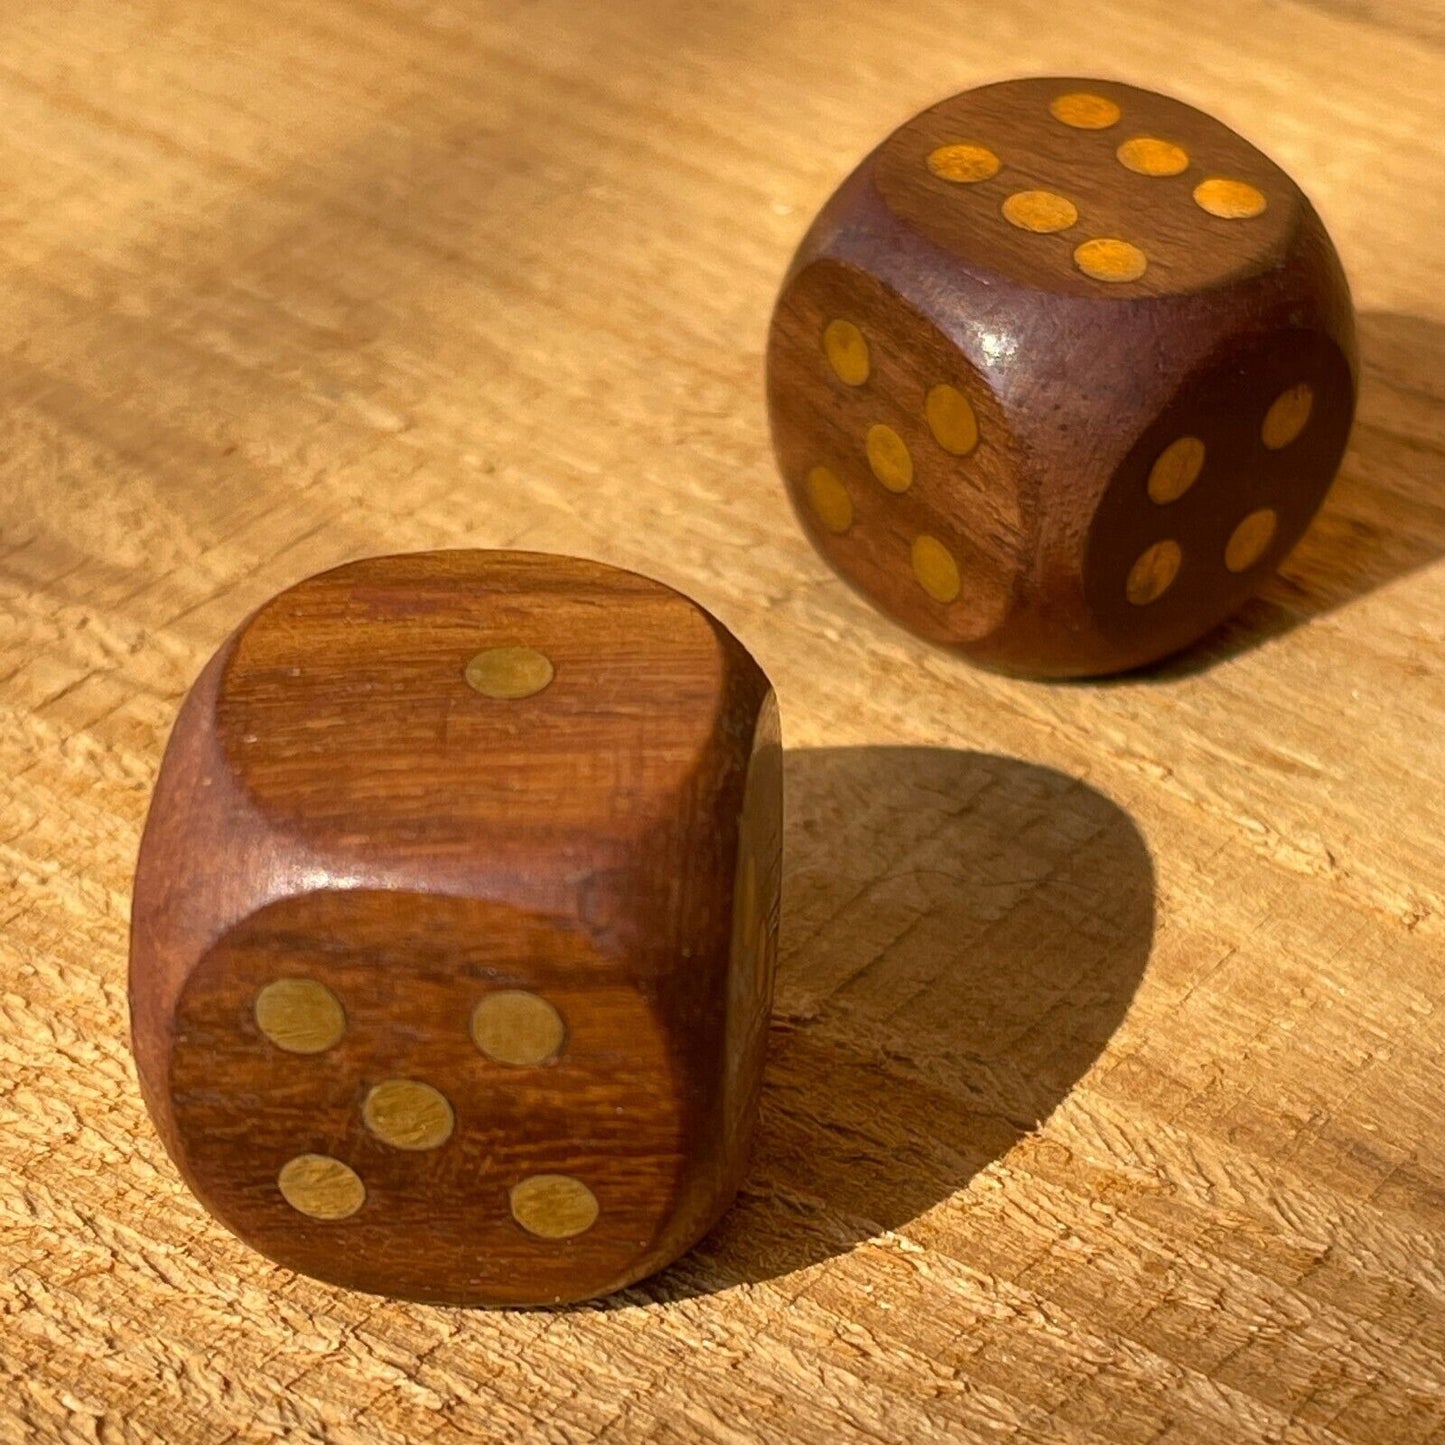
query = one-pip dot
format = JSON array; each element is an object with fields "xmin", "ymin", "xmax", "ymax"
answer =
[{"xmin": 465, "ymin": 647, "xmax": 554, "ymax": 700}]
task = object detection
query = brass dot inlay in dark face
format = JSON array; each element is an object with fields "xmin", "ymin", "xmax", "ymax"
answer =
[
  {"xmin": 927, "ymin": 143, "xmax": 1001, "ymax": 183},
  {"xmin": 362, "ymin": 1080, "xmax": 455, "ymax": 1150},
  {"xmin": 1084, "ymin": 330, "xmax": 1354, "ymax": 660},
  {"xmin": 805, "ymin": 466, "xmax": 853, "ymax": 533},
  {"xmin": 1002, "ymin": 189, "xmax": 1078, "ymax": 234},
  {"xmin": 1195, "ymin": 177, "xmax": 1267, "ymax": 219},
  {"xmin": 925, "ymin": 385, "xmax": 981, "ymax": 454},
  {"xmin": 1225, "ymin": 509, "xmax": 1278, "ymax": 573},
  {"xmin": 1125, "ymin": 540, "xmax": 1182, "ymax": 606},
  {"xmin": 278, "ymin": 1154, "xmax": 365, "ymax": 1219},
  {"xmin": 874, "ymin": 77, "xmax": 1297, "ymax": 298},
  {"xmin": 1050, "ymin": 92, "xmax": 1121, "ymax": 129},
  {"xmin": 823, "ymin": 319, "xmax": 870, "ymax": 385},
  {"xmin": 510, "ymin": 1174, "xmax": 600, "ymax": 1239},
  {"xmin": 464, "ymin": 646, "xmax": 554, "ymax": 700},
  {"xmin": 1116, "ymin": 136, "xmax": 1189, "ymax": 177},
  {"xmin": 1148, "ymin": 436, "xmax": 1207, "ymax": 504}
]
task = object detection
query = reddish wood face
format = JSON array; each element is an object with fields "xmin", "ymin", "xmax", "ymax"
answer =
[
  {"xmin": 131, "ymin": 551, "xmax": 779, "ymax": 1305},
  {"xmin": 767, "ymin": 77, "xmax": 1357, "ymax": 676},
  {"xmin": 170, "ymin": 891, "xmax": 685, "ymax": 1306},
  {"xmin": 216, "ymin": 550, "xmax": 729, "ymax": 848}
]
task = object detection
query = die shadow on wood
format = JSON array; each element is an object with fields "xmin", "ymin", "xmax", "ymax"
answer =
[
  {"xmin": 1148, "ymin": 309, "xmax": 1445, "ymax": 678},
  {"xmin": 633, "ymin": 744, "xmax": 1155, "ymax": 1302}
]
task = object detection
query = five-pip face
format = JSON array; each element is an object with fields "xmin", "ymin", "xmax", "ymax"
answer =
[{"xmin": 169, "ymin": 890, "xmax": 685, "ymax": 1306}]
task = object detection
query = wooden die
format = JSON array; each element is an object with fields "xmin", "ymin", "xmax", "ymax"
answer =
[{"xmin": 130, "ymin": 551, "xmax": 781, "ymax": 1306}]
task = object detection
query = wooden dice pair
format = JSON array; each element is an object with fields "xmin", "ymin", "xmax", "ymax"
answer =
[{"xmin": 132, "ymin": 78, "xmax": 1356, "ymax": 1307}]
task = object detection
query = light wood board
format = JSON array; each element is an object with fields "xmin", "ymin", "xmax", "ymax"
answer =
[{"xmin": 2, "ymin": 0, "xmax": 1442, "ymax": 1440}]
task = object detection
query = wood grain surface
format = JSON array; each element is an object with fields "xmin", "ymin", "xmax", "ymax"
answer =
[{"xmin": 1, "ymin": 0, "xmax": 1442, "ymax": 1440}]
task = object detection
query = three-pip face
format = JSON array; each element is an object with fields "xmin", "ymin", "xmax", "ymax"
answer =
[{"xmin": 767, "ymin": 77, "xmax": 1357, "ymax": 675}]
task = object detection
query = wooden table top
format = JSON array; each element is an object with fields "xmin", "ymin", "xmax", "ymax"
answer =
[{"xmin": 3, "ymin": 2, "xmax": 1442, "ymax": 1440}]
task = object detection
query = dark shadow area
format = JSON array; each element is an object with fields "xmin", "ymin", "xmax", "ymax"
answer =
[
  {"xmin": 631, "ymin": 745, "xmax": 1154, "ymax": 1302},
  {"xmin": 1148, "ymin": 309, "xmax": 1445, "ymax": 678}
]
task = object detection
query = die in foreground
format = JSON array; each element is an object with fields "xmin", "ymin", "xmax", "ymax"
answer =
[
  {"xmin": 129, "ymin": 550, "xmax": 781, "ymax": 1306},
  {"xmin": 768, "ymin": 77, "xmax": 1357, "ymax": 676}
]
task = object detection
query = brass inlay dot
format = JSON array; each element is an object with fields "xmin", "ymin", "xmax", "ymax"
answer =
[
  {"xmin": 1074, "ymin": 238, "xmax": 1148, "ymax": 284},
  {"xmin": 1262, "ymin": 383, "xmax": 1313, "ymax": 450},
  {"xmin": 1050, "ymin": 92, "xmax": 1121, "ymax": 129},
  {"xmin": 1126, "ymin": 540, "xmax": 1183, "ymax": 605},
  {"xmin": 1225, "ymin": 508, "xmax": 1278, "ymax": 573},
  {"xmin": 926, "ymin": 143, "xmax": 1001, "ymax": 183},
  {"xmin": 805, "ymin": 466, "xmax": 853, "ymax": 534},
  {"xmin": 1148, "ymin": 436, "xmax": 1206, "ymax": 504},
  {"xmin": 866, "ymin": 423, "xmax": 914, "ymax": 493},
  {"xmin": 911, "ymin": 535, "xmax": 961, "ymax": 604},
  {"xmin": 471, "ymin": 990, "xmax": 567, "ymax": 1067},
  {"xmin": 823, "ymin": 319, "xmax": 870, "ymax": 386},
  {"xmin": 510, "ymin": 1174, "xmax": 600, "ymax": 1239},
  {"xmin": 362, "ymin": 1079, "xmax": 455, "ymax": 1151},
  {"xmin": 1117, "ymin": 137, "xmax": 1189, "ymax": 176},
  {"xmin": 1002, "ymin": 189, "xmax": 1078, "ymax": 233},
  {"xmin": 277, "ymin": 1154, "xmax": 365, "ymax": 1220},
  {"xmin": 254, "ymin": 978, "xmax": 345, "ymax": 1055},
  {"xmin": 465, "ymin": 647, "xmax": 555, "ymax": 700},
  {"xmin": 925, "ymin": 384, "xmax": 980, "ymax": 455},
  {"xmin": 1194, "ymin": 177, "xmax": 1267, "ymax": 219}
]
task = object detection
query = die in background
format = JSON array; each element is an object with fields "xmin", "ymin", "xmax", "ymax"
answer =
[
  {"xmin": 129, "ymin": 550, "xmax": 781, "ymax": 1306},
  {"xmin": 768, "ymin": 77, "xmax": 1357, "ymax": 676}
]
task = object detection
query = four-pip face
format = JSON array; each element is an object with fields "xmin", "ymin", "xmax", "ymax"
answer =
[
  {"xmin": 131, "ymin": 551, "xmax": 780, "ymax": 1306},
  {"xmin": 767, "ymin": 77, "xmax": 1357, "ymax": 676}
]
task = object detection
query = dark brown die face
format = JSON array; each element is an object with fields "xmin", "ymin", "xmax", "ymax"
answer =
[
  {"xmin": 168, "ymin": 890, "xmax": 686, "ymax": 1306},
  {"xmin": 1084, "ymin": 330, "xmax": 1355, "ymax": 661},
  {"xmin": 767, "ymin": 258, "xmax": 1026, "ymax": 646},
  {"xmin": 874, "ymin": 77, "xmax": 1300, "ymax": 300}
]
